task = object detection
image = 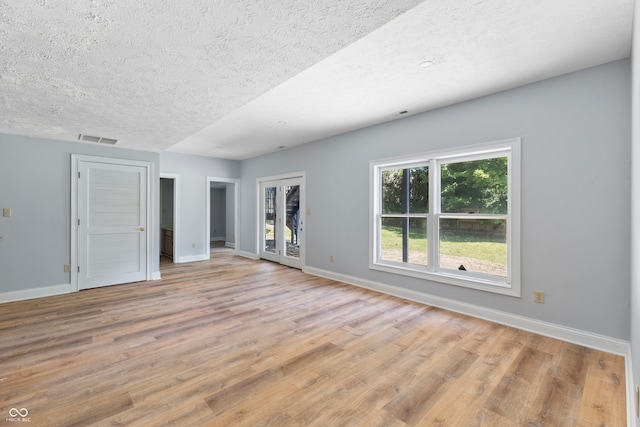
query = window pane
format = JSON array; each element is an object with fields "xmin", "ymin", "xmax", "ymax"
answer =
[
  {"xmin": 409, "ymin": 167, "xmax": 429, "ymax": 214},
  {"xmin": 284, "ymin": 185, "xmax": 300, "ymax": 259},
  {"xmin": 439, "ymin": 218, "xmax": 507, "ymax": 277},
  {"xmin": 382, "ymin": 170, "xmax": 403, "ymax": 214},
  {"xmin": 407, "ymin": 217, "xmax": 428, "ymax": 266},
  {"xmin": 441, "ymin": 157, "xmax": 507, "ymax": 214},
  {"xmin": 264, "ymin": 186, "xmax": 276, "ymax": 254},
  {"xmin": 382, "ymin": 166, "xmax": 428, "ymax": 214},
  {"xmin": 380, "ymin": 217, "xmax": 427, "ymax": 267}
]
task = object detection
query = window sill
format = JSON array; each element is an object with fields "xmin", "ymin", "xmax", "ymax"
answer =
[{"xmin": 370, "ymin": 261, "xmax": 521, "ymax": 297}]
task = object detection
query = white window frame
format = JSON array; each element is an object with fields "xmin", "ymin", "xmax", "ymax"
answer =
[{"xmin": 369, "ymin": 138, "xmax": 521, "ymax": 297}]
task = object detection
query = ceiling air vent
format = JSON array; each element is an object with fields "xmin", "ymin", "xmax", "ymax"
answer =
[{"xmin": 78, "ymin": 134, "xmax": 118, "ymax": 145}]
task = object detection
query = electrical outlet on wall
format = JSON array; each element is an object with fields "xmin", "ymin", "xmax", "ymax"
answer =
[
  {"xmin": 534, "ymin": 290, "xmax": 545, "ymax": 304},
  {"xmin": 2, "ymin": 208, "xmax": 11, "ymax": 217}
]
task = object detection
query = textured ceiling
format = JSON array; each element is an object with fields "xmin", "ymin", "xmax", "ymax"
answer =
[
  {"xmin": 0, "ymin": 0, "xmax": 634, "ymax": 159},
  {"xmin": 0, "ymin": 0, "xmax": 422, "ymax": 152}
]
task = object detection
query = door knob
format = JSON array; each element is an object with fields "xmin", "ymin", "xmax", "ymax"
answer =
[{"xmin": 139, "ymin": 227, "xmax": 145, "ymax": 231}]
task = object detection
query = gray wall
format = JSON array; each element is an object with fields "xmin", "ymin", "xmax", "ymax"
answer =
[
  {"xmin": 159, "ymin": 151, "xmax": 240, "ymax": 260},
  {"xmin": 0, "ymin": 134, "xmax": 160, "ymax": 294},
  {"xmin": 241, "ymin": 59, "xmax": 631, "ymax": 340}
]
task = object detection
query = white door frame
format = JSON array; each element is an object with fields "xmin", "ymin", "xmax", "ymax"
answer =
[
  {"xmin": 71, "ymin": 154, "xmax": 153, "ymax": 292},
  {"xmin": 160, "ymin": 173, "xmax": 181, "ymax": 263},
  {"xmin": 206, "ymin": 177, "xmax": 240, "ymax": 258},
  {"xmin": 256, "ymin": 171, "xmax": 306, "ymax": 269}
]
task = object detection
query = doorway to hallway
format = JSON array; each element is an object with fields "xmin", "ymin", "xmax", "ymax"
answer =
[{"xmin": 207, "ymin": 177, "xmax": 239, "ymax": 259}]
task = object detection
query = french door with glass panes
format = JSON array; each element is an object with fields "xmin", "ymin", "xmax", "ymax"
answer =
[{"xmin": 260, "ymin": 178, "xmax": 303, "ymax": 269}]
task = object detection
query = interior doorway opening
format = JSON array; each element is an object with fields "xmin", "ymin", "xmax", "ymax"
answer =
[
  {"xmin": 159, "ymin": 173, "xmax": 180, "ymax": 263},
  {"xmin": 206, "ymin": 177, "xmax": 239, "ymax": 258}
]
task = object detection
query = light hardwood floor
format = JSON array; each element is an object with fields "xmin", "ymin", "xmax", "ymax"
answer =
[{"xmin": 0, "ymin": 252, "xmax": 626, "ymax": 426}]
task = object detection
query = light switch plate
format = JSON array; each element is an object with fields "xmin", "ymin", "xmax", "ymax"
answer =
[{"xmin": 2, "ymin": 208, "xmax": 10, "ymax": 217}]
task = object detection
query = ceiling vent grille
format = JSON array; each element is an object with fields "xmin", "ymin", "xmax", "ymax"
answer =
[{"xmin": 78, "ymin": 134, "xmax": 118, "ymax": 145}]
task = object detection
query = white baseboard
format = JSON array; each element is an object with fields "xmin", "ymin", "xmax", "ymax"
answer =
[
  {"xmin": 303, "ymin": 266, "xmax": 630, "ymax": 357},
  {"xmin": 238, "ymin": 251, "xmax": 259, "ymax": 260},
  {"xmin": 225, "ymin": 242, "xmax": 235, "ymax": 249},
  {"xmin": 177, "ymin": 254, "xmax": 210, "ymax": 263},
  {"xmin": 0, "ymin": 284, "xmax": 71, "ymax": 304},
  {"xmin": 210, "ymin": 237, "xmax": 225, "ymax": 242},
  {"xmin": 152, "ymin": 271, "xmax": 162, "ymax": 280}
]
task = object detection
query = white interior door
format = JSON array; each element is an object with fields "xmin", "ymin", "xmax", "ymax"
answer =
[
  {"xmin": 77, "ymin": 159, "xmax": 148, "ymax": 290},
  {"xmin": 259, "ymin": 178, "xmax": 303, "ymax": 269}
]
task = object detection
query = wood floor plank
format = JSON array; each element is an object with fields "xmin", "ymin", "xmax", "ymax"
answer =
[
  {"xmin": 229, "ymin": 327, "xmax": 410, "ymax": 426},
  {"xmin": 523, "ymin": 374, "xmax": 584, "ymax": 427},
  {"xmin": 414, "ymin": 376, "xmax": 490, "ymax": 426},
  {"xmin": 576, "ymin": 349, "xmax": 627, "ymax": 426},
  {"xmin": 0, "ymin": 251, "xmax": 627, "ymax": 426},
  {"xmin": 383, "ymin": 347, "xmax": 479, "ymax": 425},
  {"xmin": 483, "ymin": 346, "xmax": 554, "ymax": 423},
  {"xmin": 205, "ymin": 342, "xmax": 343, "ymax": 416}
]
